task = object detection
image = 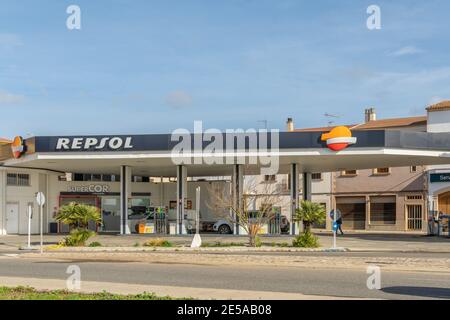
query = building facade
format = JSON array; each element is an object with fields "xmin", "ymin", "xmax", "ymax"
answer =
[{"xmin": 290, "ymin": 101, "xmax": 450, "ymax": 233}]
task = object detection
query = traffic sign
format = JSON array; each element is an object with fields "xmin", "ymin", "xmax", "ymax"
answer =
[
  {"xmin": 36, "ymin": 192, "xmax": 46, "ymax": 206},
  {"xmin": 330, "ymin": 209, "xmax": 335, "ymax": 220}
]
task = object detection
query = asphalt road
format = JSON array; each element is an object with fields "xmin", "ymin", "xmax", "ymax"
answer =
[{"xmin": 0, "ymin": 255, "xmax": 449, "ymax": 300}]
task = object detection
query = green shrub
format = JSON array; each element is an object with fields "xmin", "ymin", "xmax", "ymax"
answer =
[
  {"xmin": 56, "ymin": 202, "xmax": 101, "ymax": 229},
  {"xmin": 143, "ymin": 238, "xmax": 173, "ymax": 247},
  {"xmin": 63, "ymin": 229, "xmax": 96, "ymax": 247},
  {"xmin": 295, "ymin": 201, "xmax": 326, "ymax": 232},
  {"xmin": 292, "ymin": 230, "xmax": 320, "ymax": 248},
  {"xmin": 88, "ymin": 242, "xmax": 102, "ymax": 247},
  {"xmin": 255, "ymin": 236, "xmax": 262, "ymax": 247},
  {"xmin": 201, "ymin": 242, "xmax": 245, "ymax": 247}
]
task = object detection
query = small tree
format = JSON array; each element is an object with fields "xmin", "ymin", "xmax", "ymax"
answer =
[
  {"xmin": 294, "ymin": 201, "xmax": 326, "ymax": 232},
  {"xmin": 208, "ymin": 176, "xmax": 285, "ymax": 247},
  {"xmin": 56, "ymin": 202, "xmax": 102, "ymax": 246}
]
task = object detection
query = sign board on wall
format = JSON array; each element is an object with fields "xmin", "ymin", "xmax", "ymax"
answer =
[
  {"xmin": 430, "ymin": 173, "xmax": 450, "ymax": 183},
  {"xmin": 68, "ymin": 184, "xmax": 110, "ymax": 194}
]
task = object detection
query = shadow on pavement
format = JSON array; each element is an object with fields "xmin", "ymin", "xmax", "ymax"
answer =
[
  {"xmin": 318, "ymin": 233, "xmax": 450, "ymax": 243},
  {"xmin": 382, "ymin": 286, "xmax": 450, "ymax": 299}
]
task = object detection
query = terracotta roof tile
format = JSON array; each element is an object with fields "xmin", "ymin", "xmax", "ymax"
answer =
[
  {"xmin": 351, "ymin": 116, "xmax": 427, "ymax": 130},
  {"xmin": 294, "ymin": 116, "xmax": 427, "ymax": 132},
  {"xmin": 0, "ymin": 137, "xmax": 11, "ymax": 145},
  {"xmin": 294, "ymin": 125, "xmax": 356, "ymax": 132},
  {"xmin": 427, "ymin": 100, "xmax": 450, "ymax": 112}
]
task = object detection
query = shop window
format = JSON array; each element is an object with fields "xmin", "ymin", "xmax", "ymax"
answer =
[
  {"xmin": 133, "ymin": 176, "xmax": 150, "ymax": 183},
  {"xmin": 6, "ymin": 173, "xmax": 30, "ymax": 186},
  {"xmin": 370, "ymin": 196, "xmax": 396, "ymax": 225},
  {"xmin": 311, "ymin": 173, "xmax": 322, "ymax": 181},
  {"xmin": 73, "ymin": 173, "xmax": 84, "ymax": 181},
  {"xmin": 373, "ymin": 167, "xmax": 390, "ymax": 175},
  {"xmin": 341, "ymin": 170, "xmax": 357, "ymax": 177}
]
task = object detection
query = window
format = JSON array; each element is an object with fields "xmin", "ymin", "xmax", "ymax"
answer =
[
  {"xmin": 406, "ymin": 195, "xmax": 423, "ymax": 201},
  {"xmin": 264, "ymin": 175, "xmax": 276, "ymax": 183},
  {"xmin": 311, "ymin": 173, "xmax": 322, "ymax": 181},
  {"xmin": 407, "ymin": 205, "xmax": 422, "ymax": 230},
  {"xmin": 370, "ymin": 196, "xmax": 396, "ymax": 225},
  {"xmin": 133, "ymin": 176, "xmax": 150, "ymax": 183},
  {"xmin": 411, "ymin": 166, "xmax": 418, "ymax": 173},
  {"xmin": 373, "ymin": 168, "xmax": 390, "ymax": 175},
  {"xmin": 102, "ymin": 174, "xmax": 112, "ymax": 182},
  {"xmin": 73, "ymin": 173, "xmax": 120, "ymax": 182},
  {"xmin": 7, "ymin": 173, "xmax": 30, "ymax": 186},
  {"xmin": 341, "ymin": 170, "xmax": 357, "ymax": 177}
]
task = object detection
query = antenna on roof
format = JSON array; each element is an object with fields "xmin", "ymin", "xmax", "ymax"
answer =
[{"xmin": 324, "ymin": 113, "xmax": 340, "ymax": 127}]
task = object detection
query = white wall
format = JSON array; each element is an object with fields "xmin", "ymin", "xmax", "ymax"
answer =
[
  {"xmin": 2, "ymin": 170, "xmax": 48, "ymax": 235},
  {"xmin": 0, "ymin": 171, "xmax": 6, "ymax": 235},
  {"xmin": 427, "ymin": 110, "xmax": 450, "ymax": 133}
]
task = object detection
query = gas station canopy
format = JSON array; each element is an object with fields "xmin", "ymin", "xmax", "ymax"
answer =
[{"xmin": 1, "ymin": 130, "xmax": 450, "ymax": 176}]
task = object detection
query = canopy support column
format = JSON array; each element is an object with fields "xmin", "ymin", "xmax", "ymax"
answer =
[{"xmin": 120, "ymin": 165, "xmax": 131, "ymax": 235}]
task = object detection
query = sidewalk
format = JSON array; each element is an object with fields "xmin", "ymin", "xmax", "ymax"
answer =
[{"xmin": 1, "ymin": 232, "xmax": 449, "ymax": 253}]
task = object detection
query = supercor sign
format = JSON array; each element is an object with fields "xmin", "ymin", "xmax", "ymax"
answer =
[{"xmin": 56, "ymin": 137, "xmax": 134, "ymax": 151}]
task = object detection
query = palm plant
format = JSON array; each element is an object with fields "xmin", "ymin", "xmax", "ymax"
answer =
[
  {"xmin": 294, "ymin": 201, "xmax": 326, "ymax": 232},
  {"xmin": 56, "ymin": 202, "xmax": 102, "ymax": 230},
  {"xmin": 56, "ymin": 202, "xmax": 102, "ymax": 246}
]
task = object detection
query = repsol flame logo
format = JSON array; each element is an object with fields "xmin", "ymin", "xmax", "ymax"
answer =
[
  {"xmin": 321, "ymin": 126, "xmax": 357, "ymax": 151},
  {"xmin": 11, "ymin": 136, "xmax": 25, "ymax": 159}
]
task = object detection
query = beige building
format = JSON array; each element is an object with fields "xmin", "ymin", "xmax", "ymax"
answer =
[{"xmin": 290, "ymin": 102, "xmax": 450, "ymax": 233}]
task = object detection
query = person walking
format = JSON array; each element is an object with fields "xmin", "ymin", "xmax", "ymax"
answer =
[{"xmin": 335, "ymin": 209, "xmax": 344, "ymax": 236}]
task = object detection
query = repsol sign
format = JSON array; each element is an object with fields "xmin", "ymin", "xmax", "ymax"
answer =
[{"xmin": 56, "ymin": 137, "xmax": 134, "ymax": 151}]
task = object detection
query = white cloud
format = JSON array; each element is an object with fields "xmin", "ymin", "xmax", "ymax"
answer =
[
  {"xmin": 388, "ymin": 46, "xmax": 423, "ymax": 57},
  {"xmin": 0, "ymin": 91, "xmax": 25, "ymax": 104},
  {"xmin": 165, "ymin": 90, "xmax": 193, "ymax": 109}
]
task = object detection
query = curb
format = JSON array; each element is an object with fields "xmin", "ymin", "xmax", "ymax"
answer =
[{"xmin": 38, "ymin": 246, "xmax": 350, "ymax": 253}]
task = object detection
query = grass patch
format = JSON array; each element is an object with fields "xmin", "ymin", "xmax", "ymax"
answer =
[
  {"xmin": 88, "ymin": 242, "xmax": 102, "ymax": 247},
  {"xmin": 271, "ymin": 242, "xmax": 290, "ymax": 248},
  {"xmin": 0, "ymin": 286, "xmax": 180, "ymax": 300},
  {"xmin": 201, "ymin": 242, "xmax": 246, "ymax": 247},
  {"xmin": 143, "ymin": 238, "xmax": 173, "ymax": 247}
]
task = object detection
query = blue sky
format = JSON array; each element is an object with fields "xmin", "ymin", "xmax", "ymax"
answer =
[{"xmin": 1, "ymin": 0, "xmax": 450, "ymax": 137}]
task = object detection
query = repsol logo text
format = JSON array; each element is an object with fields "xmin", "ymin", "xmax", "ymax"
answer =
[{"xmin": 56, "ymin": 137, "xmax": 134, "ymax": 150}]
